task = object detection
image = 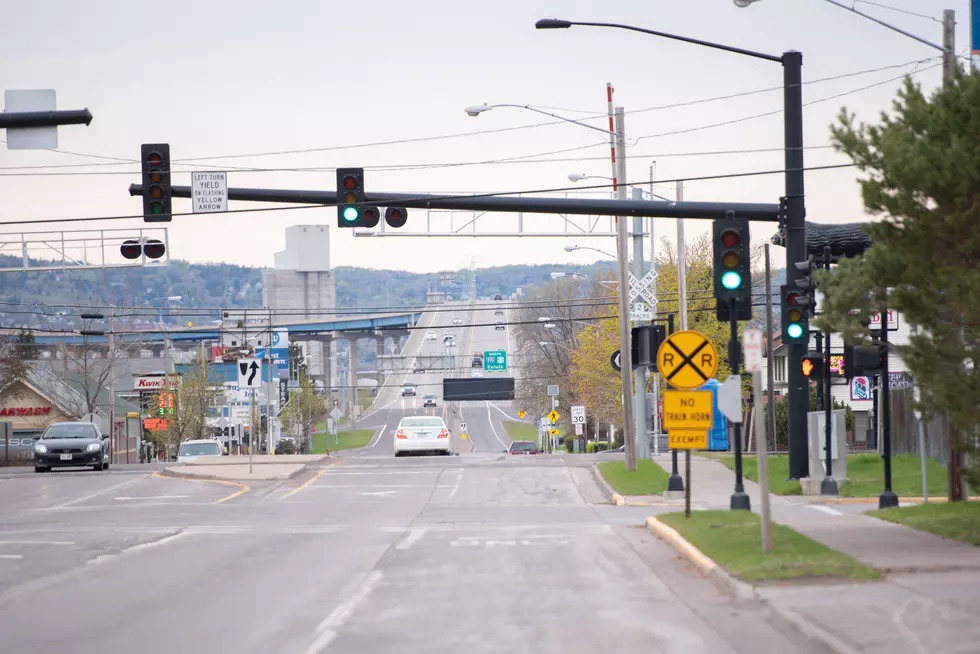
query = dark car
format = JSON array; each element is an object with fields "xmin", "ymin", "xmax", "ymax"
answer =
[
  {"xmin": 413, "ymin": 366, "xmax": 426, "ymax": 374},
  {"xmin": 505, "ymin": 440, "xmax": 539, "ymax": 455},
  {"xmin": 33, "ymin": 422, "xmax": 109, "ymax": 472},
  {"xmin": 471, "ymin": 356, "xmax": 483, "ymax": 368},
  {"xmin": 494, "ymin": 320, "xmax": 505, "ymax": 331},
  {"xmin": 494, "ymin": 294, "xmax": 503, "ymax": 300}
]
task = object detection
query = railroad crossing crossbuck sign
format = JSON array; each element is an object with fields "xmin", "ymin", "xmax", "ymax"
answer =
[
  {"xmin": 656, "ymin": 330, "xmax": 718, "ymax": 390},
  {"xmin": 628, "ymin": 270, "xmax": 657, "ymax": 307}
]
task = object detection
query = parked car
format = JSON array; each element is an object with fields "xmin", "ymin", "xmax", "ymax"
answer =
[
  {"xmin": 275, "ymin": 437, "xmax": 298, "ymax": 455},
  {"xmin": 33, "ymin": 422, "xmax": 110, "ymax": 472}
]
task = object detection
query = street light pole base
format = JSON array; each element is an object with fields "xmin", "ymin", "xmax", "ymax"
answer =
[
  {"xmin": 878, "ymin": 489, "xmax": 899, "ymax": 509},
  {"xmin": 668, "ymin": 473, "xmax": 685, "ymax": 492},
  {"xmin": 730, "ymin": 491, "xmax": 751, "ymax": 511},
  {"xmin": 820, "ymin": 477, "xmax": 839, "ymax": 496}
]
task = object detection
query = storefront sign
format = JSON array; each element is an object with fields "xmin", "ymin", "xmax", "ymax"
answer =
[
  {"xmin": 0, "ymin": 406, "xmax": 51, "ymax": 417},
  {"xmin": 133, "ymin": 375, "xmax": 180, "ymax": 390}
]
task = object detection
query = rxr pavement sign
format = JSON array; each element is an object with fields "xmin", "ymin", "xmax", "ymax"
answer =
[
  {"xmin": 662, "ymin": 390, "xmax": 712, "ymax": 449},
  {"xmin": 656, "ymin": 330, "xmax": 718, "ymax": 390}
]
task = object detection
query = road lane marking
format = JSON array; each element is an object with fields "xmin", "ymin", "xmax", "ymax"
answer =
[
  {"xmin": 447, "ymin": 469, "xmax": 462, "ymax": 500},
  {"xmin": 282, "ymin": 469, "xmax": 328, "ymax": 500},
  {"xmin": 321, "ymin": 470, "xmax": 435, "ymax": 476},
  {"xmin": 151, "ymin": 472, "xmax": 249, "ymax": 504},
  {"xmin": 807, "ymin": 505, "xmax": 844, "ymax": 516},
  {"xmin": 114, "ymin": 495, "xmax": 190, "ymax": 501},
  {"xmin": 396, "ymin": 528, "xmax": 427, "ymax": 550},
  {"xmin": 0, "ymin": 554, "xmax": 24, "ymax": 560},
  {"xmin": 51, "ymin": 476, "xmax": 144, "ymax": 509},
  {"xmin": 486, "ymin": 401, "xmax": 509, "ymax": 450},
  {"xmin": 305, "ymin": 570, "xmax": 383, "ymax": 654},
  {"xmin": 0, "ymin": 540, "xmax": 74, "ymax": 546},
  {"xmin": 366, "ymin": 425, "xmax": 387, "ymax": 449}
]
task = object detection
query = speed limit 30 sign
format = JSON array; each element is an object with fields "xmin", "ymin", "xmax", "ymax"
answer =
[{"xmin": 571, "ymin": 405, "xmax": 586, "ymax": 425}]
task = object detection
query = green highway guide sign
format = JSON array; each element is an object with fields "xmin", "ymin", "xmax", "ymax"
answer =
[{"xmin": 484, "ymin": 350, "xmax": 507, "ymax": 372}]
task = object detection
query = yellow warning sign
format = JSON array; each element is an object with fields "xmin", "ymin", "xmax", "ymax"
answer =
[
  {"xmin": 548, "ymin": 429, "xmax": 560, "ymax": 436},
  {"xmin": 662, "ymin": 390, "xmax": 713, "ymax": 431},
  {"xmin": 461, "ymin": 433, "xmax": 468, "ymax": 440},
  {"xmin": 657, "ymin": 330, "xmax": 718, "ymax": 390},
  {"xmin": 668, "ymin": 430, "xmax": 708, "ymax": 449},
  {"xmin": 517, "ymin": 410, "xmax": 527, "ymax": 419},
  {"xmin": 547, "ymin": 410, "xmax": 560, "ymax": 423}
]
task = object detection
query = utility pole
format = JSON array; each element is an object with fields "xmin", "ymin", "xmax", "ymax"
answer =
[
  {"xmin": 649, "ymin": 163, "xmax": 660, "ymax": 455},
  {"xmin": 613, "ymin": 107, "xmax": 636, "ymax": 472},
  {"xmin": 672, "ymin": 181, "xmax": 688, "ymax": 492},
  {"xmin": 631, "ymin": 186, "xmax": 649, "ymax": 460},
  {"xmin": 108, "ymin": 309, "xmax": 115, "ymax": 463},
  {"xmin": 942, "ymin": 9, "xmax": 956, "ymax": 88},
  {"xmin": 821, "ymin": 247, "xmax": 838, "ymax": 496}
]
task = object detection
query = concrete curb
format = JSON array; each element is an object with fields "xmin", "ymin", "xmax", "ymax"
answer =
[
  {"xmin": 590, "ymin": 463, "xmax": 618, "ymax": 504},
  {"xmin": 161, "ymin": 457, "xmax": 332, "ymax": 483},
  {"xmin": 644, "ymin": 516, "xmax": 856, "ymax": 654},
  {"xmin": 803, "ymin": 495, "xmax": 980, "ymax": 505}
]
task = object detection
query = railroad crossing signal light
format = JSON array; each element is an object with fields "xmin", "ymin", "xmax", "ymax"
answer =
[
  {"xmin": 801, "ymin": 356, "xmax": 825, "ymax": 379},
  {"xmin": 120, "ymin": 238, "xmax": 166, "ymax": 261},
  {"xmin": 712, "ymin": 216, "xmax": 752, "ymax": 321},
  {"xmin": 336, "ymin": 168, "xmax": 378, "ymax": 227},
  {"xmin": 141, "ymin": 144, "xmax": 172, "ymax": 222},
  {"xmin": 781, "ymin": 284, "xmax": 810, "ymax": 343}
]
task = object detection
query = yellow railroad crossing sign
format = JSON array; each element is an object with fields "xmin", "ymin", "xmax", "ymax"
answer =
[
  {"xmin": 668, "ymin": 430, "xmax": 708, "ymax": 449},
  {"xmin": 517, "ymin": 410, "xmax": 527, "ymax": 419},
  {"xmin": 657, "ymin": 330, "xmax": 718, "ymax": 390},
  {"xmin": 662, "ymin": 390, "xmax": 713, "ymax": 430},
  {"xmin": 547, "ymin": 410, "xmax": 560, "ymax": 423}
]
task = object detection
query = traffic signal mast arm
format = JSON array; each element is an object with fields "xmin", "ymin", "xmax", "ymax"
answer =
[{"xmin": 129, "ymin": 183, "xmax": 782, "ymax": 221}]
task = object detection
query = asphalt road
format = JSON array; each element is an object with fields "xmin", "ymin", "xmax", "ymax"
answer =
[
  {"xmin": 0, "ymin": 304, "xmax": 827, "ymax": 652},
  {"xmin": 0, "ymin": 457, "xmax": 826, "ymax": 652}
]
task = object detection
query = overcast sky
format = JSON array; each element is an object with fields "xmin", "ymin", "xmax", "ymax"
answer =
[{"xmin": 0, "ymin": 0, "xmax": 973, "ymax": 274}]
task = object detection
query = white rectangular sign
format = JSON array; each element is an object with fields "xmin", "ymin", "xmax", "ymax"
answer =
[
  {"xmin": 743, "ymin": 329, "xmax": 764, "ymax": 373},
  {"xmin": 237, "ymin": 358, "xmax": 262, "ymax": 389},
  {"xmin": 630, "ymin": 301, "xmax": 653, "ymax": 322},
  {"xmin": 570, "ymin": 405, "xmax": 586, "ymax": 425},
  {"xmin": 133, "ymin": 374, "xmax": 180, "ymax": 391},
  {"xmin": 869, "ymin": 310, "xmax": 899, "ymax": 330},
  {"xmin": 192, "ymin": 171, "xmax": 228, "ymax": 213}
]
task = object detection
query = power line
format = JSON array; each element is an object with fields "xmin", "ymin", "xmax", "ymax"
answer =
[
  {"xmin": 0, "ymin": 162, "xmax": 856, "ymax": 228},
  {"xmin": 848, "ymin": 0, "xmax": 941, "ymax": 22},
  {"xmin": 0, "ymin": 57, "xmax": 935, "ymax": 173}
]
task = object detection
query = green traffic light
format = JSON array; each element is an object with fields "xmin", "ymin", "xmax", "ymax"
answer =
[
  {"xmin": 343, "ymin": 206, "xmax": 359, "ymax": 222},
  {"xmin": 787, "ymin": 323, "xmax": 804, "ymax": 339},
  {"xmin": 721, "ymin": 270, "xmax": 742, "ymax": 290}
]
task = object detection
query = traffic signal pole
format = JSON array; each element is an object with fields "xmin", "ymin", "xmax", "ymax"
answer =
[
  {"xmin": 613, "ymin": 107, "xmax": 637, "ymax": 473},
  {"xmin": 729, "ymin": 297, "xmax": 750, "ymax": 511},
  {"xmin": 783, "ymin": 51, "xmax": 810, "ymax": 481},
  {"xmin": 821, "ymin": 246, "xmax": 838, "ymax": 496}
]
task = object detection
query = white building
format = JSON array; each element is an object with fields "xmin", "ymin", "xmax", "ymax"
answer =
[{"xmin": 761, "ymin": 309, "xmax": 912, "ymax": 449}]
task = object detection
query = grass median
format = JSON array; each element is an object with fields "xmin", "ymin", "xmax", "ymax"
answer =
[
  {"xmin": 659, "ymin": 510, "xmax": 880, "ymax": 582},
  {"xmin": 599, "ymin": 459, "xmax": 670, "ymax": 496},
  {"xmin": 869, "ymin": 502, "xmax": 980, "ymax": 546},
  {"xmin": 310, "ymin": 429, "xmax": 375, "ymax": 454},
  {"xmin": 502, "ymin": 421, "xmax": 538, "ymax": 442},
  {"xmin": 700, "ymin": 453, "xmax": 802, "ymax": 495}
]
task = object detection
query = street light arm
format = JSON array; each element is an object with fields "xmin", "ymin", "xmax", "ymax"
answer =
[
  {"xmin": 820, "ymin": 0, "xmax": 948, "ymax": 53},
  {"xmin": 540, "ymin": 19, "xmax": 782, "ymax": 63},
  {"xmin": 477, "ymin": 103, "xmax": 614, "ymax": 136}
]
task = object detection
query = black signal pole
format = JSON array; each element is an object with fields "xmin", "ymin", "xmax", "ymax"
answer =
[
  {"xmin": 665, "ymin": 313, "xmax": 684, "ymax": 492},
  {"xmin": 729, "ymin": 297, "xmax": 750, "ymax": 511},
  {"xmin": 820, "ymin": 246, "xmax": 838, "ymax": 496},
  {"xmin": 0, "ymin": 108, "xmax": 92, "ymax": 129}
]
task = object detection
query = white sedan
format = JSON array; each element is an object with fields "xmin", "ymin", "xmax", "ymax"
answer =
[
  {"xmin": 452, "ymin": 318, "xmax": 462, "ymax": 326},
  {"xmin": 425, "ymin": 331, "xmax": 437, "ymax": 341},
  {"xmin": 393, "ymin": 416, "xmax": 452, "ymax": 456}
]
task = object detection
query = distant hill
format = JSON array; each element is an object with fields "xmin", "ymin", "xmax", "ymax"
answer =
[{"xmin": 0, "ymin": 254, "xmax": 617, "ymax": 330}]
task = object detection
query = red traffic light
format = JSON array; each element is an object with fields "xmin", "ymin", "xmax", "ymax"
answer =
[
  {"xmin": 147, "ymin": 152, "xmax": 163, "ymax": 165},
  {"xmin": 361, "ymin": 207, "xmax": 380, "ymax": 228},
  {"xmin": 143, "ymin": 239, "xmax": 166, "ymax": 259},
  {"xmin": 720, "ymin": 229, "xmax": 740, "ymax": 248},
  {"xmin": 342, "ymin": 175, "xmax": 358, "ymax": 190},
  {"xmin": 385, "ymin": 206, "xmax": 407, "ymax": 228},
  {"xmin": 786, "ymin": 291, "xmax": 802, "ymax": 306}
]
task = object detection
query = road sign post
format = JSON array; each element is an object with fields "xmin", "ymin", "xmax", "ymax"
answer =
[
  {"xmin": 237, "ymin": 358, "xmax": 261, "ymax": 475},
  {"xmin": 191, "ymin": 172, "xmax": 228, "ymax": 213}
]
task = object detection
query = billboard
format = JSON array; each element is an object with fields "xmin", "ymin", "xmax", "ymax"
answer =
[{"xmin": 443, "ymin": 377, "xmax": 515, "ymax": 402}]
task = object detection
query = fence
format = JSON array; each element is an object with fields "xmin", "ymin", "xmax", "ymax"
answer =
[{"xmin": 888, "ymin": 386, "xmax": 951, "ymax": 465}]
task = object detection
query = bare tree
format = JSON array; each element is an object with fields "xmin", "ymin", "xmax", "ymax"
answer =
[
  {"xmin": 280, "ymin": 374, "xmax": 325, "ymax": 453},
  {"xmin": 52, "ymin": 335, "xmax": 137, "ymax": 418}
]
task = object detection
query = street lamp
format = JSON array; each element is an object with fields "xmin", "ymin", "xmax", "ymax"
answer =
[
  {"xmin": 550, "ymin": 271, "xmax": 618, "ymax": 292},
  {"xmin": 564, "ymin": 244, "xmax": 618, "ymax": 260},
  {"xmin": 537, "ymin": 16, "xmax": 805, "ymax": 508},
  {"xmin": 469, "ymin": 96, "xmax": 644, "ymax": 471}
]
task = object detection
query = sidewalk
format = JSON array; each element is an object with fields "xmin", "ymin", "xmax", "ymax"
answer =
[{"xmin": 646, "ymin": 454, "xmax": 980, "ymax": 653}]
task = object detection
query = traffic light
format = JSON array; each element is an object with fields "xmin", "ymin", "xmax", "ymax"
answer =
[
  {"xmin": 384, "ymin": 206, "xmax": 408, "ymax": 228},
  {"xmin": 801, "ymin": 355, "xmax": 825, "ymax": 379},
  {"xmin": 843, "ymin": 342, "xmax": 884, "ymax": 377},
  {"xmin": 120, "ymin": 238, "xmax": 166, "ymax": 261},
  {"xmin": 713, "ymin": 216, "xmax": 752, "ymax": 321},
  {"xmin": 793, "ymin": 255, "xmax": 817, "ymax": 311},
  {"xmin": 141, "ymin": 144, "xmax": 172, "ymax": 222},
  {"xmin": 630, "ymin": 324, "xmax": 666, "ymax": 370},
  {"xmin": 336, "ymin": 168, "xmax": 379, "ymax": 228},
  {"xmin": 781, "ymin": 283, "xmax": 811, "ymax": 343}
]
